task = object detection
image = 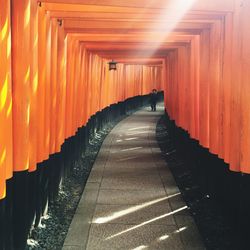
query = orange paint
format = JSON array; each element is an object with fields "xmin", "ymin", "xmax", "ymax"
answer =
[
  {"xmin": 29, "ymin": 0, "xmax": 38, "ymax": 172},
  {"xmin": 50, "ymin": 18, "xmax": 58, "ymax": 154},
  {"xmin": 55, "ymin": 24, "xmax": 66, "ymax": 152},
  {"xmin": 37, "ymin": 4, "xmax": 46, "ymax": 163},
  {"xmin": 3, "ymin": 0, "xmax": 250, "ymax": 200},
  {"xmin": 11, "ymin": 0, "xmax": 30, "ymax": 172}
]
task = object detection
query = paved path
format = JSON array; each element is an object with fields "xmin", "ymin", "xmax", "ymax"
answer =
[{"xmin": 63, "ymin": 105, "xmax": 205, "ymax": 250}]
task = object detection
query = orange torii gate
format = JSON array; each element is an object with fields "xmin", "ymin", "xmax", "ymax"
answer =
[
  {"xmin": 0, "ymin": 0, "xmax": 163, "ymax": 200},
  {"xmin": 1, "ymin": 0, "xmax": 250, "ymax": 248}
]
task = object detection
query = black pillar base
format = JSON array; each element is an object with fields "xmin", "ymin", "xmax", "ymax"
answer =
[{"xmin": 12, "ymin": 171, "xmax": 29, "ymax": 250}]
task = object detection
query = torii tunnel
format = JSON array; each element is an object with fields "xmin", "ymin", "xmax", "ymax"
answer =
[{"xmin": 1, "ymin": 0, "xmax": 250, "ymax": 249}]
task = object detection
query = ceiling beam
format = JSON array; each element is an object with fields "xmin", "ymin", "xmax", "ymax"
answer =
[
  {"xmin": 68, "ymin": 33, "xmax": 194, "ymax": 43},
  {"xmin": 63, "ymin": 19, "xmax": 211, "ymax": 31},
  {"xmin": 49, "ymin": 10, "xmax": 224, "ymax": 22},
  {"xmin": 41, "ymin": 0, "xmax": 234, "ymax": 12},
  {"xmin": 84, "ymin": 42, "xmax": 187, "ymax": 50}
]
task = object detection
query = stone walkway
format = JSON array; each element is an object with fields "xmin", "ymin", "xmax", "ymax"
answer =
[{"xmin": 63, "ymin": 105, "xmax": 205, "ymax": 250}]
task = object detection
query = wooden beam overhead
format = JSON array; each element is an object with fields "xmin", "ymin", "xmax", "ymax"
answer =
[
  {"xmin": 49, "ymin": 10, "xmax": 224, "ymax": 22},
  {"xmin": 63, "ymin": 20, "xmax": 211, "ymax": 31},
  {"xmin": 41, "ymin": 0, "xmax": 234, "ymax": 12},
  {"xmin": 65, "ymin": 29, "xmax": 202, "ymax": 36},
  {"xmin": 109, "ymin": 58, "xmax": 164, "ymax": 64},
  {"xmin": 69, "ymin": 33, "xmax": 194, "ymax": 43},
  {"xmin": 37, "ymin": 0, "xmax": 231, "ymax": 63},
  {"xmin": 84, "ymin": 42, "xmax": 187, "ymax": 50},
  {"xmin": 90, "ymin": 50, "xmax": 171, "ymax": 57}
]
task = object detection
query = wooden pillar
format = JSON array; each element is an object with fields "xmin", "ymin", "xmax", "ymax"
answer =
[
  {"xmin": 11, "ymin": 0, "xmax": 31, "ymax": 248},
  {"xmin": 209, "ymin": 20, "xmax": 223, "ymax": 155},
  {"xmin": 199, "ymin": 29, "xmax": 210, "ymax": 148},
  {"xmin": 218, "ymin": 13, "xmax": 233, "ymax": 163},
  {"xmin": 12, "ymin": 0, "xmax": 30, "ymax": 172},
  {"xmin": 55, "ymin": 23, "xmax": 66, "ymax": 152},
  {"xmin": 29, "ymin": 0, "xmax": 38, "ymax": 172},
  {"xmin": 239, "ymin": 0, "xmax": 250, "ymax": 172},
  {"xmin": 229, "ymin": 1, "xmax": 243, "ymax": 172},
  {"xmin": 44, "ymin": 12, "xmax": 51, "ymax": 158},
  {"xmin": 50, "ymin": 18, "xmax": 58, "ymax": 154},
  {"xmin": 37, "ymin": 4, "xmax": 46, "ymax": 163},
  {"xmin": 0, "ymin": 0, "xmax": 13, "ymax": 199}
]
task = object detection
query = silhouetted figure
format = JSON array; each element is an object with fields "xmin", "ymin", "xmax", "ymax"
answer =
[{"xmin": 150, "ymin": 89, "xmax": 157, "ymax": 111}]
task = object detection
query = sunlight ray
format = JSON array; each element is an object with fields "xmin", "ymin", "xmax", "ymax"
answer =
[
  {"xmin": 94, "ymin": 192, "xmax": 181, "ymax": 224},
  {"xmin": 105, "ymin": 206, "xmax": 188, "ymax": 240}
]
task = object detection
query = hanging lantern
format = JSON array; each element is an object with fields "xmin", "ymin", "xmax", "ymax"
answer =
[{"xmin": 108, "ymin": 60, "xmax": 117, "ymax": 71}]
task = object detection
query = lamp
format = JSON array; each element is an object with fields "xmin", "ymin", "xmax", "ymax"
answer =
[{"xmin": 108, "ymin": 60, "xmax": 117, "ymax": 71}]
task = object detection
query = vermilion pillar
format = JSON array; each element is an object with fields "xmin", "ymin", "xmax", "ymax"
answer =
[
  {"xmin": 37, "ymin": 4, "xmax": 46, "ymax": 163},
  {"xmin": 238, "ymin": 0, "xmax": 250, "ymax": 172},
  {"xmin": 55, "ymin": 23, "xmax": 66, "ymax": 152},
  {"xmin": 50, "ymin": 18, "xmax": 58, "ymax": 154},
  {"xmin": 12, "ymin": 0, "xmax": 30, "ymax": 172},
  {"xmin": 199, "ymin": 29, "xmax": 210, "ymax": 149},
  {"xmin": 0, "ymin": 0, "xmax": 12, "ymax": 198},
  {"xmin": 29, "ymin": 0, "xmax": 38, "ymax": 172},
  {"xmin": 44, "ymin": 12, "xmax": 51, "ymax": 159}
]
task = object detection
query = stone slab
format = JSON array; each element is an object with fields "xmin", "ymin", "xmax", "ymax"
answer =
[
  {"xmin": 97, "ymin": 189, "xmax": 167, "ymax": 205},
  {"xmin": 92, "ymin": 203, "xmax": 175, "ymax": 225},
  {"xmin": 86, "ymin": 224, "xmax": 184, "ymax": 250},
  {"xmin": 63, "ymin": 105, "xmax": 204, "ymax": 250}
]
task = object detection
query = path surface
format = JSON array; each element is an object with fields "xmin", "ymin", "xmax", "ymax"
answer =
[{"xmin": 63, "ymin": 105, "xmax": 205, "ymax": 250}]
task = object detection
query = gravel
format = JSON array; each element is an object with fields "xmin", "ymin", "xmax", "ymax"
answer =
[
  {"xmin": 156, "ymin": 115, "xmax": 233, "ymax": 250},
  {"xmin": 26, "ymin": 121, "xmax": 123, "ymax": 250}
]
